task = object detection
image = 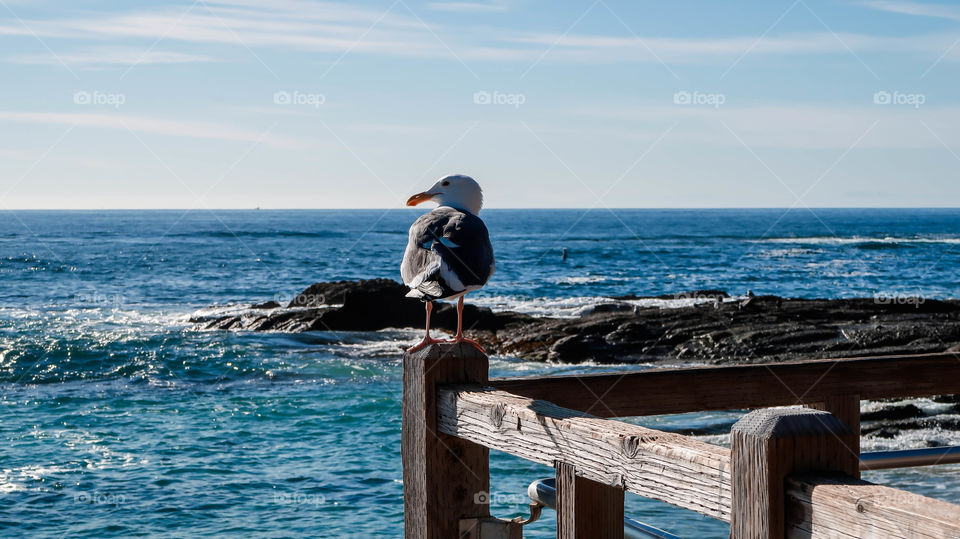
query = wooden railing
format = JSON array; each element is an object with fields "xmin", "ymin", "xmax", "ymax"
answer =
[{"xmin": 401, "ymin": 344, "xmax": 960, "ymax": 538}]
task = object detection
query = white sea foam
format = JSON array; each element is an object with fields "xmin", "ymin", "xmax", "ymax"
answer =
[
  {"xmin": 472, "ymin": 294, "xmax": 742, "ymax": 318},
  {"xmin": 188, "ymin": 303, "xmax": 341, "ymax": 321},
  {"xmin": 550, "ymin": 275, "xmax": 633, "ymax": 285},
  {"xmin": 0, "ymin": 306, "xmax": 187, "ymax": 346},
  {"xmin": 333, "ymin": 329, "xmax": 420, "ymax": 358},
  {"xmin": 756, "ymin": 248, "xmax": 822, "ymax": 257},
  {"xmin": 758, "ymin": 236, "xmax": 960, "ymax": 245},
  {"xmin": 470, "ymin": 295, "xmax": 600, "ymax": 317},
  {"xmin": 861, "ymin": 397, "xmax": 956, "ymax": 417}
]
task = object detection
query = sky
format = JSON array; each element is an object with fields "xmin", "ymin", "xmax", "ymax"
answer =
[{"xmin": 1, "ymin": 0, "xmax": 959, "ymax": 209}]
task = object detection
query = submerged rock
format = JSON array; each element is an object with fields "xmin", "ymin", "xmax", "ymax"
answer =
[{"xmin": 191, "ymin": 279, "xmax": 960, "ymax": 364}]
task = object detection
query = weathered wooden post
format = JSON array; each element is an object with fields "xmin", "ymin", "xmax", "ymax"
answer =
[
  {"xmin": 730, "ymin": 408, "xmax": 859, "ymax": 539},
  {"xmin": 807, "ymin": 394, "xmax": 861, "ymax": 478},
  {"xmin": 555, "ymin": 462, "xmax": 624, "ymax": 539},
  {"xmin": 402, "ymin": 343, "xmax": 490, "ymax": 538}
]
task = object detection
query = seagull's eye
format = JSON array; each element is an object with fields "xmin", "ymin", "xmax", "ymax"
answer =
[{"xmin": 441, "ymin": 180, "xmax": 450, "ymax": 186}]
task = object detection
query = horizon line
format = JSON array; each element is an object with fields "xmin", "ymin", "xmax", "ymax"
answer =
[{"xmin": 3, "ymin": 206, "xmax": 960, "ymax": 211}]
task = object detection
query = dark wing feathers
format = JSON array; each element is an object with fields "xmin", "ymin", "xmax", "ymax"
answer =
[{"xmin": 401, "ymin": 207, "xmax": 494, "ymax": 300}]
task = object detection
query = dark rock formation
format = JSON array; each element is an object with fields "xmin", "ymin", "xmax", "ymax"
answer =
[
  {"xmin": 191, "ymin": 279, "xmax": 532, "ymax": 334},
  {"xmin": 862, "ymin": 404, "xmax": 926, "ymax": 422},
  {"xmin": 191, "ymin": 279, "xmax": 960, "ymax": 364},
  {"xmin": 863, "ymin": 416, "xmax": 960, "ymax": 437}
]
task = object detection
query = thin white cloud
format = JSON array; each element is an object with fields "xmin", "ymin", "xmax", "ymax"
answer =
[
  {"xmin": 0, "ymin": 10, "xmax": 445, "ymax": 58},
  {"xmin": 1, "ymin": 1, "xmax": 958, "ymax": 66},
  {"xmin": 497, "ymin": 30, "xmax": 960, "ymax": 63},
  {"xmin": 0, "ymin": 1, "xmax": 442, "ymax": 57},
  {"xmin": 426, "ymin": 1, "xmax": 510, "ymax": 13},
  {"xmin": 0, "ymin": 111, "xmax": 303, "ymax": 149},
  {"xmin": 7, "ymin": 48, "xmax": 213, "ymax": 66},
  {"xmin": 859, "ymin": 0, "xmax": 960, "ymax": 21},
  {"xmin": 203, "ymin": 0, "xmax": 422, "ymax": 27}
]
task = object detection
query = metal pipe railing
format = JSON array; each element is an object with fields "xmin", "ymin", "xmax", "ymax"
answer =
[
  {"xmin": 860, "ymin": 446, "xmax": 960, "ymax": 470},
  {"xmin": 527, "ymin": 478, "xmax": 681, "ymax": 539}
]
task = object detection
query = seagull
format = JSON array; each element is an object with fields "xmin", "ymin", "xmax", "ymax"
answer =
[{"xmin": 401, "ymin": 174, "xmax": 495, "ymax": 352}]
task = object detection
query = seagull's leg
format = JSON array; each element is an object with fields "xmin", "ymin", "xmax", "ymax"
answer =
[
  {"xmin": 451, "ymin": 295, "xmax": 486, "ymax": 354},
  {"xmin": 453, "ymin": 295, "xmax": 464, "ymax": 340},
  {"xmin": 408, "ymin": 301, "xmax": 443, "ymax": 352}
]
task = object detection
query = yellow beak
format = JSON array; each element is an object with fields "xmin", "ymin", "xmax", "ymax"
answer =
[{"xmin": 406, "ymin": 192, "xmax": 435, "ymax": 206}]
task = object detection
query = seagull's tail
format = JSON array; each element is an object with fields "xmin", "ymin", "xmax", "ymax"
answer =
[
  {"xmin": 406, "ymin": 280, "xmax": 443, "ymax": 299},
  {"xmin": 405, "ymin": 256, "xmax": 445, "ymax": 300}
]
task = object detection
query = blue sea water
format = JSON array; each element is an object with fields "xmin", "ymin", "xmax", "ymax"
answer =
[{"xmin": 2, "ymin": 208, "xmax": 960, "ymax": 538}]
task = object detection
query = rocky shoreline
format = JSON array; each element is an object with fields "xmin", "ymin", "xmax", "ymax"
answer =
[
  {"xmin": 191, "ymin": 278, "xmax": 960, "ymax": 364},
  {"xmin": 191, "ymin": 279, "xmax": 960, "ymax": 445}
]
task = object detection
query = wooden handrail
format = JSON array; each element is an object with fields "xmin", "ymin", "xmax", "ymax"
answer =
[
  {"xmin": 786, "ymin": 474, "xmax": 960, "ymax": 538},
  {"xmin": 436, "ymin": 385, "xmax": 960, "ymax": 537},
  {"xmin": 490, "ymin": 352, "xmax": 960, "ymax": 417},
  {"xmin": 403, "ymin": 345, "xmax": 960, "ymax": 538},
  {"xmin": 437, "ymin": 385, "xmax": 733, "ymax": 520}
]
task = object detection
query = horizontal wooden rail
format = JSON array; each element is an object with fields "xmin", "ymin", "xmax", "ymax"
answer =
[
  {"xmin": 490, "ymin": 352, "xmax": 960, "ymax": 417},
  {"xmin": 786, "ymin": 474, "xmax": 960, "ymax": 538},
  {"xmin": 437, "ymin": 384, "xmax": 960, "ymax": 536},
  {"xmin": 436, "ymin": 385, "xmax": 733, "ymax": 521}
]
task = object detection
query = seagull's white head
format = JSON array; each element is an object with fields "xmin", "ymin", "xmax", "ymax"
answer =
[{"xmin": 406, "ymin": 174, "xmax": 484, "ymax": 215}]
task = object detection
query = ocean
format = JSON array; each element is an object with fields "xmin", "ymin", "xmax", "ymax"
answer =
[{"xmin": 2, "ymin": 208, "xmax": 959, "ymax": 537}]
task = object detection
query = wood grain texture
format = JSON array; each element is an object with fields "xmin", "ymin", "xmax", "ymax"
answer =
[
  {"xmin": 490, "ymin": 353, "xmax": 960, "ymax": 417},
  {"xmin": 730, "ymin": 408, "xmax": 859, "ymax": 539},
  {"xmin": 786, "ymin": 474, "xmax": 960, "ymax": 538},
  {"xmin": 555, "ymin": 462, "xmax": 576, "ymax": 539},
  {"xmin": 555, "ymin": 462, "xmax": 624, "ymax": 539},
  {"xmin": 807, "ymin": 394, "xmax": 861, "ymax": 478},
  {"xmin": 402, "ymin": 343, "xmax": 490, "ymax": 539},
  {"xmin": 436, "ymin": 386, "xmax": 732, "ymax": 520}
]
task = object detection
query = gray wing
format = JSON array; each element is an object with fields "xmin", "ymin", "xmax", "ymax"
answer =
[{"xmin": 401, "ymin": 207, "xmax": 495, "ymax": 300}]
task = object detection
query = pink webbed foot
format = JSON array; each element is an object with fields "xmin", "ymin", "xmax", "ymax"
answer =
[
  {"xmin": 451, "ymin": 335, "xmax": 486, "ymax": 354},
  {"xmin": 408, "ymin": 301, "xmax": 443, "ymax": 352}
]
